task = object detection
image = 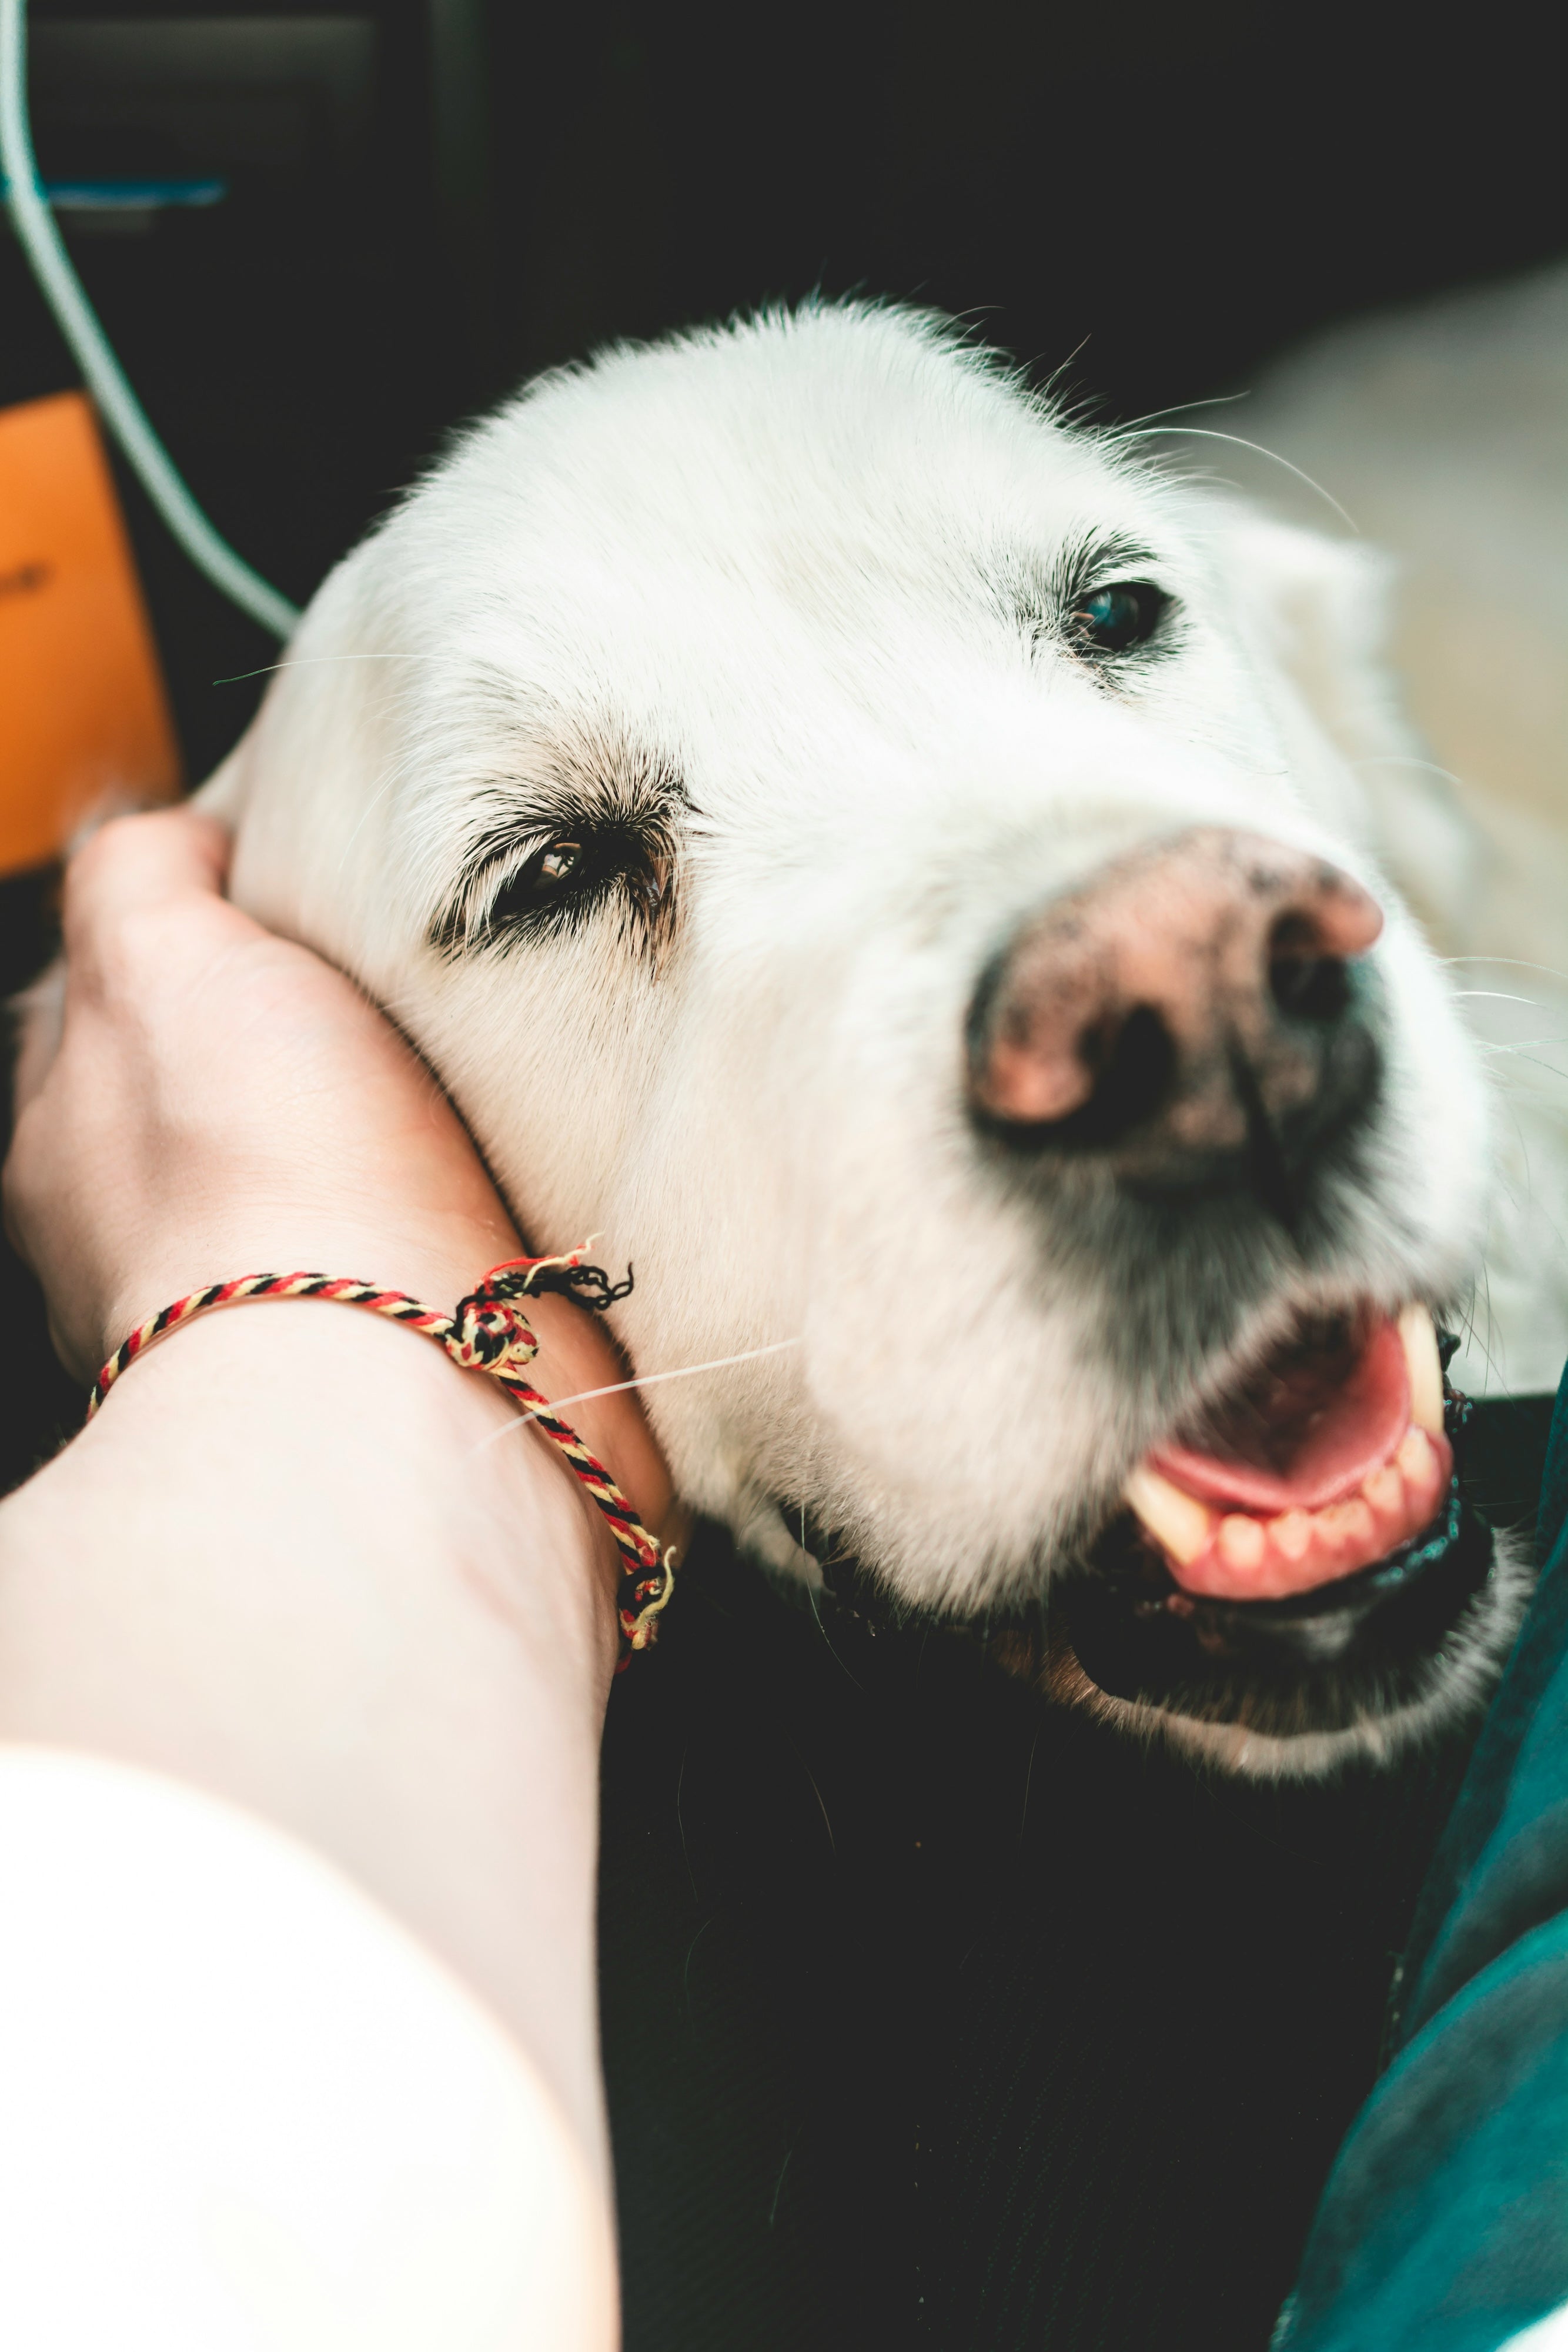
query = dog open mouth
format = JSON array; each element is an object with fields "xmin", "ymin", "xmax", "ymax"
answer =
[
  {"xmin": 1042, "ymin": 1303, "xmax": 1505, "ymax": 1762},
  {"xmin": 803, "ymin": 1297, "xmax": 1512, "ymax": 1768},
  {"xmin": 1124, "ymin": 1304, "xmax": 1450, "ymax": 1606}
]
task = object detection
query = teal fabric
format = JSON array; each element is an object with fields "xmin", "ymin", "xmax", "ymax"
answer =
[{"xmin": 1276, "ymin": 1365, "xmax": 1568, "ymax": 2351}]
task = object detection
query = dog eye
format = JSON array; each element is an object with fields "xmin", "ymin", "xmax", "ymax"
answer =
[
  {"xmin": 459, "ymin": 817, "xmax": 676, "ymax": 954},
  {"xmin": 537, "ymin": 840, "xmax": 583, "ymax": 884},
  {"xmin": 490, "ymin": 836, "xmax": 591, "ymax": 923},
  {"xmin": 1070, "ymin": 581, "xmax": 1168, "ymax": 657}
]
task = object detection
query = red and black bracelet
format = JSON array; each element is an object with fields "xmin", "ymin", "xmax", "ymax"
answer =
[{"xmin": 89, "ymin": 1248, "xmax": 676, "ymax": 1662}]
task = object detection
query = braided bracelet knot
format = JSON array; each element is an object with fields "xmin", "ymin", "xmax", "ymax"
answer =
[{"xmin": 446, "ymin": 1290, "xmax": 541, "ymax": 1377}]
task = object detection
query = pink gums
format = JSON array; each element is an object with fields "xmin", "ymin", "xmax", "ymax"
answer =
[{"xmin": 1146, "ymin": 1319, "xmax": 1453, "ymax": 1602}]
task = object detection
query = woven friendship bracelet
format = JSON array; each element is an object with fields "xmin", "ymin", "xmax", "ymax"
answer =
[{"xmin": 88, "ymin": 1248, "xmax": 676, "ymax": 1661}]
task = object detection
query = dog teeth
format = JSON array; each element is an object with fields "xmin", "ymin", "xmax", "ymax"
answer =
[
  {"xmin": 1361, "ymin": 1461, "xmax": 1407, "ymax": 1546},
  {"xmin": 1268, "ymin": 1509, "xmax": 1313, "ymax": 1563},
  {"xmin": 1124, "ymin": 1465, "xmax": 1216, "ymax": 1566},
  {"xmin": 1363, "ymin": 1461, "xmax": 1403, "ymax": 1514},
  {"xmin": 1324, "ymin": 1496, "xmax": 1377, "ymax": 1555},
  {"xmin": 1126, "ymin": 1317, "xmax": 1453, "ymax": 1599},
  {"xmin": 1128, "ymin": 1416, "xmax": 1453, "ymax": 1602},
  {"xmin": 1395, "ymin": 1423, "xmax": 1446, "ymax": 1519},
  {"xmin": 1217, "ymin": 1514, "xmax": 1266, "ymax": 1570},
  {"xmin": 1397, "ymin": 1302, "xmax": 1445, "ymax": 1438}
]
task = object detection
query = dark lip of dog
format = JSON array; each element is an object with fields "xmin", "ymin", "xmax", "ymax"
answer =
[
  {"xmin": 1033, "ymin": 1378, "xmax": 1518, "ymax": 1783},
  {"xmin": 808, "ymin": 1331, "xmax": 1523, "ymax": 1781}
]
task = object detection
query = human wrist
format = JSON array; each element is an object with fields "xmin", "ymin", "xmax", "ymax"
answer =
[{"xmin": 80, "ymin": 1274, "xmax": 625, "ymax": 1679}]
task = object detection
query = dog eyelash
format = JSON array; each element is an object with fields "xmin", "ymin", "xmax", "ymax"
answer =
[
  {"xmin": 1055, "ymin": 535, "xmax": 1178, "ymax": 669},
  {"xmin": 1001, "ymin": 532, "xmax": 1182, "ymax": 680}
]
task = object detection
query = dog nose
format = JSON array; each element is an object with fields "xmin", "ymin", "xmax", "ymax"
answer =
[{"xmin": 967, "ymin": 829, "xmax": 1384, "ymax": 1191}]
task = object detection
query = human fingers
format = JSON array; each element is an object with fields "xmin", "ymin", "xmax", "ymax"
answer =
[
  {"xmin": 60, "ymin": 806, "xmax": 235, "ymax": 966},
  {"xmin": 14, "ymin": 813, "xmax": 235, "ymax": 1122}
]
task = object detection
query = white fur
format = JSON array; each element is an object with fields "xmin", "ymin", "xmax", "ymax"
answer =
[{"xmin": 204, "ymin": 303, "xmax": 1495, "ymax": 1643}]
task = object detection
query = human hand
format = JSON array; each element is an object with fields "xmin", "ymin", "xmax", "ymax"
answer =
[{"xmin": 3, "ymin": 807, "xmax": 674, "ymax": 1549}]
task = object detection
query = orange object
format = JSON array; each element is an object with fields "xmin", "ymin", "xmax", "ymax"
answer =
[{"xmin": 0, "ymin": 389, "xmax": 180, "ymax": 877}]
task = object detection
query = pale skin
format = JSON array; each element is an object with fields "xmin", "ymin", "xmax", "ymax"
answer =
[{"xmin": 0, "ymin": 807, "xmax": 677, "ymax": 2316}]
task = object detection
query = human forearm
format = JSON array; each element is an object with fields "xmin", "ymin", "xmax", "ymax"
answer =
[{"xmin": 0, "ymin": 1288, "xmax": 618, "ymax": 2173}]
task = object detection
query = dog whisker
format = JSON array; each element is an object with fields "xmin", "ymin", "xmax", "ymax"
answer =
[
  {"xmin": 1108, "ymin": 390, "xmax": 1252, "ymax": 438},
  {"xmin": 785, "ymin": 1735, "xmax": 837, "ymax": 1853},
  {"xmin": 1444, "ymin": 957, "xmax": 1568, "ymax": 985},
  {"xmin": 681, "ymin": 1916, "xmax": 714, "ymax": 2018},
  {"xmin": 1460, "ymin": 1268, "xmax": 1505, "ymax": 1389},
  {"xmin": 1017, "ymin": 1724, "xmax": 1042, "ymax": 1845},
  {"xmin": 807, "ymin": 1583, "xmax": 866, "ymax": 1690},
  {"xmin": 470, "ymin": 1335, "xmax": 803, "ymax": 1455},
  {"xmin": 1482, "ymin": 1048, "xmax": 1568, "ymax": 1078},
  {"xmin": 1118, "ymin": 425, "xmax": 1358, "ymax": 533},
  {"xmin": 1353, "ymin": 750, "xmax": 1471, "ymax": 793},
  {"xmin": 211, "ymin": 652, "xmax": 446, "ymax": 687},
  {"xmin": 767, "ymin": 2136, "xmax": 801, "ymax": 2232}
]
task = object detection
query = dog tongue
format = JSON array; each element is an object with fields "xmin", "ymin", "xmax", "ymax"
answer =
[{"xmin": 1151, "ymin": 1318, "xmax": 1411, "ymax": 1516}]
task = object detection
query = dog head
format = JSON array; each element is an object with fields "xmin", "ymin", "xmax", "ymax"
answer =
[{"xmin": 216, "ymin": 304, "xmax": 1520, "ymax": 1772}]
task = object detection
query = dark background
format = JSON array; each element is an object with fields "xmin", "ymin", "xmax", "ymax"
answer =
[
  {"xmin": 4, "ymin": 8, "xmax": 1564, "ymax": 2347},
  {"xmin": 6, "ymin": 1, "xmax": 1567, "ymax": 1489},
  {"xmin": 5, "ymin": 1, "xmax": 1567, "ymax": 796}
]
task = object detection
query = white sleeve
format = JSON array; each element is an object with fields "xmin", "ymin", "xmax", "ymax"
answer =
[
  {"xmin": 0, "ymin": 1748, "xmax": 616, "ymax": 2351},
  {"xmin": 1506, "ymin": 2310, "xmax": 1568, "ymax": 2350}
]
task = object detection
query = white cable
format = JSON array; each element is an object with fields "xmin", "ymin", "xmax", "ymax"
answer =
[{"xmin": 0, "ymin": 0, "xmax": 299, "ymax": 640}]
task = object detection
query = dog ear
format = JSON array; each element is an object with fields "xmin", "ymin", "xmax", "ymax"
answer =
[{"xmin": 1206, "ymin": 506, "xmax": 1482, "ymax": 949}]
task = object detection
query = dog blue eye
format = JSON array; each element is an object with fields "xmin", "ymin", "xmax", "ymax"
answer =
[{"xmin": 1072, "ymin": 581, "xmax": 1167, "ymax": 657}]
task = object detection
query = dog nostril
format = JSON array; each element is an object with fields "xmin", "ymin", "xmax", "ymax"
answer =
[
  {"xmin": 1069, "ymin": 1004, "xmax": 1177, "ymax": 1143},
  {"xmin": 1268, "ymin": 913, "xmax": 1351, "ymax": 1026}
]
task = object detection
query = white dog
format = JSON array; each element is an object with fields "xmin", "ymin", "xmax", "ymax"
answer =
[{"xmin": 203, "ymin": 302, "xmax": 1526, "ymax": 1775}]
